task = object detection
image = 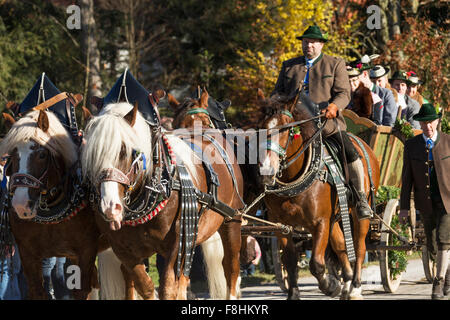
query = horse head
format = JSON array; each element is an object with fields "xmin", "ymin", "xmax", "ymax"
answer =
[
  {"xmin": 0, "ymin": 110, "xmax": 78, "ymax": 219},
  {"xmin": 81, "ymin": 102, "xmax": 152, "ymax": 231},
  {"xmin": 168, "ymin": 88, "xmax": 213, "ymax": 129},
  {"xmin": 257, "ymin": 89, "xmax": 320, "ymax": 187}
]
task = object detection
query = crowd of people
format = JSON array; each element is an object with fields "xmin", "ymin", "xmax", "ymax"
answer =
[{"xmin": 346, "ymin": 56, "xmax": 426, "ymax": 129}]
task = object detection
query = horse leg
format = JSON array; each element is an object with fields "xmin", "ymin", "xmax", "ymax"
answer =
[
  {"xmin": 19, "ymin": 253, "xmax": 47, "ymax": 299},
  {"xmin": 349, "ymin": 217, "xmax": 370, "ymax": 300},
  {"xmin": 218, "ymin": 222, "xmax": 242, "ymax": 299},
  {"xmin": 120, "ymin": 264, "xmax": 136, "ymax": 300},
  {"xmin": 310, "ymin": 222, "xmax": 340, "ymax": 297},
  {"xmin": 176, "ymin": 274, "xmax": 190, "ymax": 300},
  {"xmin": 278, "ymin": 236, "xmax": 301, "ymax": 300},
  {"xmin": 329, "ymin": 222, "xmax": 354, "ymax": 300},
  {"xmin": 124, "ymin": 262, "xmax": 155, "ymax": 300},
  {"xmin": 87, "ymin": 265, "xmax": 100, "ymax": 300},
  {"xmin": 158, "ymin": 252, "xmax": 179, "ymax": 300},
  {"xmin": 72, "ymin": 251, "xmax": 97, "ymax": 300}
]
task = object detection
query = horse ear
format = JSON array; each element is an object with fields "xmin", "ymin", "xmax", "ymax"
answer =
[
  {"xmin": 154, "ymin": 89, "xmax": 166, "ymax": 101},
  {"xmin": 200, "ymin": 88, "xmax": 209, "ymax": 109},
  {"xmin": 257, "ymin": 89, "xmax": 265, "ymax": 101},
  {"xmin": 167, "ymin": 94, "xmax": 180, "ymax": 111},
  {"xmin": 37, "ymin": 110, "xmax": 49, "ymax": 133},
  {"xmin": 2, "ymin": 113, "xmax": 16, "ymax": 130},
  {"xmin": 124, "ymin": 102, "xmax": 138, "ymax": 127},
  {"xmin": 90, "ymin": 96, "xmax": 104, "ymax": 112},
  {"xmin": 82, "ymin": 106, "xmax": 93, "ymax": 123},
  {"xmin": 6, "ymin": 101, "xmax": 20, "ymax": 116}
]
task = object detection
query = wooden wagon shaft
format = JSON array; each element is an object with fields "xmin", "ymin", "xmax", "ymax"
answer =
[{"xmin": 372, "ymin": 211, "xmax": 410, "ymax": 244}]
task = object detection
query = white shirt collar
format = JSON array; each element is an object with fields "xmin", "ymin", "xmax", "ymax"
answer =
[
  {"xmin": 423, "ymin": 131, "xmax": 438, "ymax": 143},
  {"xmin": 306, "ymin": 54, "xmax": 320, "ymax": 66},
  {"xmin": 397, "ymin": 94, "xmax": 407, "ymax": 109}
]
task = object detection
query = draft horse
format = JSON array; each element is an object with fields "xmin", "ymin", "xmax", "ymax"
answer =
[
  {"xmin": 256, "ymin": 91, "xmax": 380, "ymax": 299},
  {"xmin": 81, "ymin": 101, "xmax": 244, "ymax": 299},
  {"xmin": 168, "ymin": 89, "xmax": 298, "ymax": 299},
  {"xmin": 0, "ymin": 110, "xmax": 106, "ymax": 299},
  {"xmin": 167, "ymin": 89, "xmax": 250, "ymax": 297}
]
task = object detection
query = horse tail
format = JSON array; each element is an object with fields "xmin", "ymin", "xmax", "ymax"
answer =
[
  {"xmin": 97, "ymin": 248, "xmax": 141, "ymax": 300},
  {"xmin": 201, "ymin": 232, "xmax": 227, "ymax": 299}
]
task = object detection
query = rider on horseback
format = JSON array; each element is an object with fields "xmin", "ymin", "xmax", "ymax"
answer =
[{"xmin": 271, "ymin": 25, "xmax": 372, "ymax": 220}]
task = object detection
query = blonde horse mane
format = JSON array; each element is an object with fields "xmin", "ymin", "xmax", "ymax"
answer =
[
  {"xmin": 81, "ymin": 102, "xmax": 153, "ymax": 184},
  {"xmin": 0, "ymin": 110, "xmax": 78, "ymax": 167}
]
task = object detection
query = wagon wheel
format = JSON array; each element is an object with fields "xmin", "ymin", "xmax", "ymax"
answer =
[
  {"xmin": 378, "ymin": 199, "xmax": 408, "ymax": 293},
  {"xmin": 271, "ymin": 237, "xmax": 289, "ymax": 293},
  {"xmin": 421, "ymin": 245, "xmax": 436, "ymax": 283}
]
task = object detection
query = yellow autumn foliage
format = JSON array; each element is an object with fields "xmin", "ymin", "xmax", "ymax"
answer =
[{"xmin": 226, "ymin": 0, "xmax": 360, "ymax": 112}]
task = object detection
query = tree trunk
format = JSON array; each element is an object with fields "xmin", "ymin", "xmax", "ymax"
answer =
[
  {"xmin": 377, "ymin": 0, "xmax": 403, "ymax": 58},
  {"xmin": 79, "ymin": 0, "xmax": 102, "ymax": 112}
]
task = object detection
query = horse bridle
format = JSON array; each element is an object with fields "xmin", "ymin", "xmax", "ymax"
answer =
[
  {"xmin": 260, "ymin": 110, "xmax": 326, "ymax": 178},
  {"xmin": 185, "ymin": 107, "xmax": 215, "ymax": 128},
  {"xmin": 8, "ymin": 150, "xmax": 66, "ymax": 211},
  {"xmin": 96, "ymin": 150, "xmax": 147, "ymax": 206}
]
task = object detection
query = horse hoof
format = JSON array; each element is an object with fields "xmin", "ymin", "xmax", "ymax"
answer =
[
  {"xmin": 340, "ymin": 281, "xmax": 352, "ymax": 300},
  {"xmin": 329, "ymin": 283, "xmax": 341, "ymax": 298},
  {"xmin": 340, "ymin": 293, "xmax": 349, "ymax": 300},
  {"xmin": 319, "ymin": 275, "xmax": 341, "ymax": 298},
  {"xmin": 288, "ymin": 288, "xmax": 301, "ymax": 300},
  {"xmin": 349, "ymin": 286, "xmax": 364, "ymax": 300}
]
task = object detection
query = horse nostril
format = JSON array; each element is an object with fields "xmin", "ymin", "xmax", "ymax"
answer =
[
  {"xmin": 114, "ymin": 202, "xmax": 122, "ymax": 214},
  {"xmin": 26, "ymin": 200, "xmax": 33, "ymax": 209}
]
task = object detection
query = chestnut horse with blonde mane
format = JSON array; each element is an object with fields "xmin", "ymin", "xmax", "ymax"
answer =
[
  {"xmin": 0, "ymin": 110, "xmax": 110, "ymax": 299},
  {"xmin": 81, "ymin": 101, "xmax": 244, "ymax": 299},
  {"xmin": 256, "ymin": 91, "xmax": 380, "ymax": 299}
]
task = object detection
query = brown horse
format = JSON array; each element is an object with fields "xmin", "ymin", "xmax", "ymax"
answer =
[
  {"xmin": 0, "ymin": 110, "xmax": 111, "ymax": 299},
  {"xmin": 167, "ymin": 89, "xmax": 253, "ymax": 297},
  {"xmin": 256, "ymin": 91, "xmax": 380, "ymax": 300},
  {"xmin": 168, "ymin": 89, "xmax": 300, "ymax": 299},
  {"xmin": 81, "ymin": 101, "xmax": 244, "ymax": 299}
]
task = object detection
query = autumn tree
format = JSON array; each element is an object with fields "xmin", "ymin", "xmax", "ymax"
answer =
[
  {"xmin": 382, "ymin": 16, "xmax": 449, "ymax": 111},
  {"xmin": 225, "ymin": 0, "xmax": 360, "ymax": 126}
]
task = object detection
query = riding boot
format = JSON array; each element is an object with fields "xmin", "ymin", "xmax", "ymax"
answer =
[
  {"xmin": 444, "ymin": 267, "xmax": 450, "ymax": 297},
  {"xmin": 432, "ymin": 277, "xmax": 445, "ymax": 300},
  {"xmin": 348, "ymin": 158, "xmax": 373, "ymax": 220},
  {"xmin": 436, "ymin": 249, "xmax": 449, "ymax": 298}
]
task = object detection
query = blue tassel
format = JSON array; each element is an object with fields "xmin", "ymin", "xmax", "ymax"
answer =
[{"xmin": 141, "ymin": 154, "xmax": 147, "ymax": 171}]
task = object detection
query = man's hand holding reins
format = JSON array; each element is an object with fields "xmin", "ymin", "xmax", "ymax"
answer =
[{"xmin": 322, "ymin": 103, "xmax": 339, "ymax": 119}]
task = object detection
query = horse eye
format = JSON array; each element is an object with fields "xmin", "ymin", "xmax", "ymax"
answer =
[{"xmin": 39, "ymin": 150, "xmax": 48, "ymax": 159}]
